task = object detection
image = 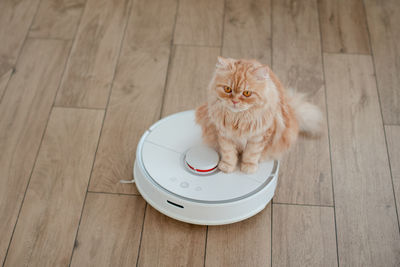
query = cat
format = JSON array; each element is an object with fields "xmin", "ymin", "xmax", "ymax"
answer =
[{"xmin": 195, "ymin": 57, "xmax": 322, "ymax": 174}]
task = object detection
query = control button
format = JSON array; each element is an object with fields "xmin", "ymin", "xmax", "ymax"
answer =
[
  {"xmin": 195, "ymin": 186, "xmax": 202, "ymax": 191},
  {"xmin": 180, "ymin": 181, "xmax": 189, "ymax": 188},
  {"xmin": 185, "ymin": 146, "xmax": 219, "ymax": 175}
]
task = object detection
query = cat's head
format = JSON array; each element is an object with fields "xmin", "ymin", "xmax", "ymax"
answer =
[{"xmin": 209, "ymin": 57, "xmax": 277, "ymax": 112}]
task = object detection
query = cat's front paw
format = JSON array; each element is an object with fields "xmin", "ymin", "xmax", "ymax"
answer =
[
  {"xmin": 218, "ymin": 161, "xmax": 236, "ymax": 173},
  {"xmin": 241, "ymin": 162, "xmax": 258, "ymax": 174}
]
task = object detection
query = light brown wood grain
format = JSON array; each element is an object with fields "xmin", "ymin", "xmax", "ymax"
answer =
[
  {"xmin": 55, "ymin": 0, "xmax": 132, "ymax": 108},
  {"xmin": 318, "ymin": 0, "xmax": 370, "ymax": 54},
  {"xmin": 0, "ymin": 0, "xmax": 40, "ymax": 93},
  {"xmin": 162, "ymin": 45, "xmax": 220, "ymax": 116},
  {"xmin": 89, "ymin": 0, "xmax": 177, "ymax": 194},
  {"xmin": 174, "ymin": 0, "xmax": 224, "ymax": 46},
  {"xmin": 385, "ymin": 126, "xmax": 400, "ymax": 224},
  {"xmin": 205, "ymin": 205, "xmax": 271, "ymax": 266},
  {"xmin": 272, "ymin": 204, "xmax": 337, "ymax": 266},
  {"xmin": 4, "ymin": 107, "xmax": 104, "ymax": 267},
  {"xmin": 70, "ymin": 193, "xmax": 146, "ymax": 267},
  {"xmin": 364, "ymin": 0, "xmax": 400, "ymax": 124},
  {"xmin": 118, "ymin": 0, "xmax": 178, "ymax": 49},
  {"xmin": 272, "ymin": 0, "xmax": 333, "ymax": 206},
  {"xmin": 222, "ymin": 0, "xmax": 271, "ymax": 64},
  {"xmin": 0, "ymin": 68, "xmax": 12, "ymax": 101},
  {"xmin": 324, "ymin": 53, "xmax": 400, "ymax": 266},
  {"xmin": 0, "ymin": 39, "xmax": 70, "ymax": 263},
  {"xmin": 137, "ymin": 206, "xmax": 206, "ymax": 267},
  {"xmin": 29, "ymin": 0, "xmax": 86, "ymax": 39},
  {"xmin": 0, "ymin": 1, "xmax": 399, "ymax": 265}
]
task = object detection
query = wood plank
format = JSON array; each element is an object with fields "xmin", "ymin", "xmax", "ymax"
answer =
[
  {"xmin": 4, "ymin": 107, "xmax": 104, "ymax": 267},
  {"xmin": 137, "ymin": 46, "xmax": 218, "ymax": 266},
  {"xmin": 385, "ymin": 125, "xmax": 400, "ymax": 224},
  {"xmin": 272, "ymin": 204, "xmax": 337, "ymax": 266},
  {"xmin": 272, "ymin": 0, "xmax": 332, "ymax": 206},
  {"xmin": 174, "ymin": 0, "xmax": 224, "ymax": 46},
  {"xmin": 137, "ymin": 206, "xmax": 206, "ymax": 267},
  {"xmin": 118, "ymin": 0, "xmax": 178, "ymax": 49},
  {"xmin": 0, "ymin": 39, "xmax": 70, "ymax": 263},
  {"xmin": 29, "ymin": 0, "xmax": 86, "ymax": 39},
  {"xmin": 364, "ymin": 0, "xmax": 400, "ymax": 124},
  {"xmin": 55, "ymin": 0, "xmax": 132, "ymax": 108},
  {"xmin": 0, "ymin": 0, "xmax": 40, "ymax": 91},
  {"xmin": 205, "ymin": 205, "xmax": 271, "ymax": 266},
  {"xmin": 89, "ymin": 0, "xmax": 177, "ymax": 194},
  {"xmin": 318, "ymin": 0, "xmax": 370, "ymax": 54},
  {"xmin": 70, "ymin": 193, "xmax": 146, "ymax": 266},
  {"xmin": 162, "ymin": 46, "xmax": 220, "ymax": 116},
  {"xmin": 324, "ymin": 53, "xmax": 400, "ymax": 266},
  {"xmin": 222, "ymin": 0, "xmax": 271, "ymax": 64}
]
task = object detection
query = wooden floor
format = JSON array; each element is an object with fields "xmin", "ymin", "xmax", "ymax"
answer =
[{"xmin": 1, "ymin": 0, "xmax": 399, "ymax": 266}]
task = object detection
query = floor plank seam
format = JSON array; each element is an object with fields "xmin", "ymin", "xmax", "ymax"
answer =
[
  {"xmin": 55, "ymin": 0, "xmax": 102, "ymax": 265},
  {"xmin": 384, "ymin": 124, "xmax": 400, "ymax": 126},
  {"xmin": 361, "ymin": 0, "xmax": 400, "ymax": 233},
  {"xmin": 203, "ymin": 226, "xmax": 209, "ymax": 267},
  {"xmin": 382, "ymin": 126, "xmax": 400, "ymax": 232},
  {"xmin": 135, "ymin": 203, "xmax": 147, "ymax": 267},
  {"xmin": 2, "ymin": 107, "xmax": 56, "ymax": 266},
  {"xmin": 270, "ymin": 2, "xmax": 274, "ymax": 265},
  {"xmin": 27, "ymin": 36, "xmax": 73, "ymax": 42},
  {"xmin": 67, "ymin": 0, "xmax": 139, "ymax": 264},
  {"xmin": 0, "ymin": 0, "xmax": 56, "ymax": 264},
  {"xmin": 272, "ymin": 202, "xmax": 334, "ymax": 208},
  {"xmin": 159, "ymin": 0, "xmax": 181, "ymax": 119},
  {"xmin": 133, "ymin": 1, "xmax": 181, "ymax": 265},
  {"xmin": 87, "ymin": 190, "xmax": 141, "ymax": 197},
  {"xmin": 270, "ymin": 200, "xmax": 273, "ymax": 267},
  {"xmin": 0, "ymin": 69, "xmax": 12, "ymax": 105},
  {"xmin": 361, "ymin": 0, "xmax": 374, "ymax": 56},
  {"xmin": 173, "ymin": 43, "xmax": 222, "ymax": 49},
  {"xmin": 316, "ymin": 3, "xmax": 340, "ymax": 266},
  {"xmin": 159, "ymin": 44, "xmax": 175, "ymax": 118},
  {"xmin": 53, "ymin": 105, "xmax": 106, "ymax": 111},
  {"xmin": 219, "ymin": 0, "xmax": 226, "ymax": 51},
  {"xmin": 323, "ymin": 51, "xmax": 371, "ymax": 56},
  {"xmin": 0, "ymin": 0, "xmax": 42, "ymax": 105}
]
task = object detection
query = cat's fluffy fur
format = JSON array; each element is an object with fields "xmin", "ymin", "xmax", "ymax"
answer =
[{"xmin": 195, "ymin": 57, "xmax": 322, "ymax": 174}]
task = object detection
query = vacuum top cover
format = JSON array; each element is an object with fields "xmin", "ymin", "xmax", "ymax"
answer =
[{"xmin": 139, "ymin": 111, "xmax": 276, "ymax": 203}]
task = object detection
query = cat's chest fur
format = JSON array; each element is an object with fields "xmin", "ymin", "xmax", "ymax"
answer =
[
  {"xmin": 214, "ymin": 115, "xmax": 259, "ymax": 151},
  {"xmin": 209, "ymin": 104, "xmax": 272, "ymax": 151}
]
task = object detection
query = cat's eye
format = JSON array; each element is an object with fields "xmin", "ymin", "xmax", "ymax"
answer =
[
  {"xmin": 243, "ymin": 90, "xmax": 252, "ymax": 97},
  {"xmin": 223, "ymin": 86, "xmax": 232, "ymax": 93}
]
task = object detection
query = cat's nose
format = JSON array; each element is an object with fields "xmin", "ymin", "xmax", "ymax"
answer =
[{"xmin": 232, "ymin": 100, "xmax": 239, "ymax": 104}]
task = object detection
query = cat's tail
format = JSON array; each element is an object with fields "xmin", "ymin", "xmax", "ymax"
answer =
[{"xmin": 287, "ymin": 89, "xmax": 323, "ymax": 136}]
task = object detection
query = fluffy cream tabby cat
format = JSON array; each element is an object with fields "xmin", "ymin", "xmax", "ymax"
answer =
[{"xmin": 195, "ymin": 57, "xmax": 322, "ymax": 174}]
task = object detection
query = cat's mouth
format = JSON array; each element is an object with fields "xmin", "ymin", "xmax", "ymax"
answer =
[
  {"xmin": 227, "ymin": 104, "xmax": 249, "ymax": 112},
  {"xmin": 217, "ymin": 97, "xmax": 249, "ymax": 112}
]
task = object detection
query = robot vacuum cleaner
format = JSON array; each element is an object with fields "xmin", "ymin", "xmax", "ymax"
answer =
[{"xmin": 132, "ymin": 110, "xmax": 278, "ymax": 225}]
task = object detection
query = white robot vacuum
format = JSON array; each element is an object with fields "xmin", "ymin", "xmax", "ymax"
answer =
[{"xmin": 132, "ymin": 110, "xmax": 278, "ymax": 225}]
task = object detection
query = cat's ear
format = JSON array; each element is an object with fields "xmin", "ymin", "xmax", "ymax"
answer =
[
  {"xmin": 252, "ymin": 65, "xmax": 270, "ymax": 81},
  {"xmin": 216, "ymin": 56, "xmax": 233, "ymax": 70}
]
